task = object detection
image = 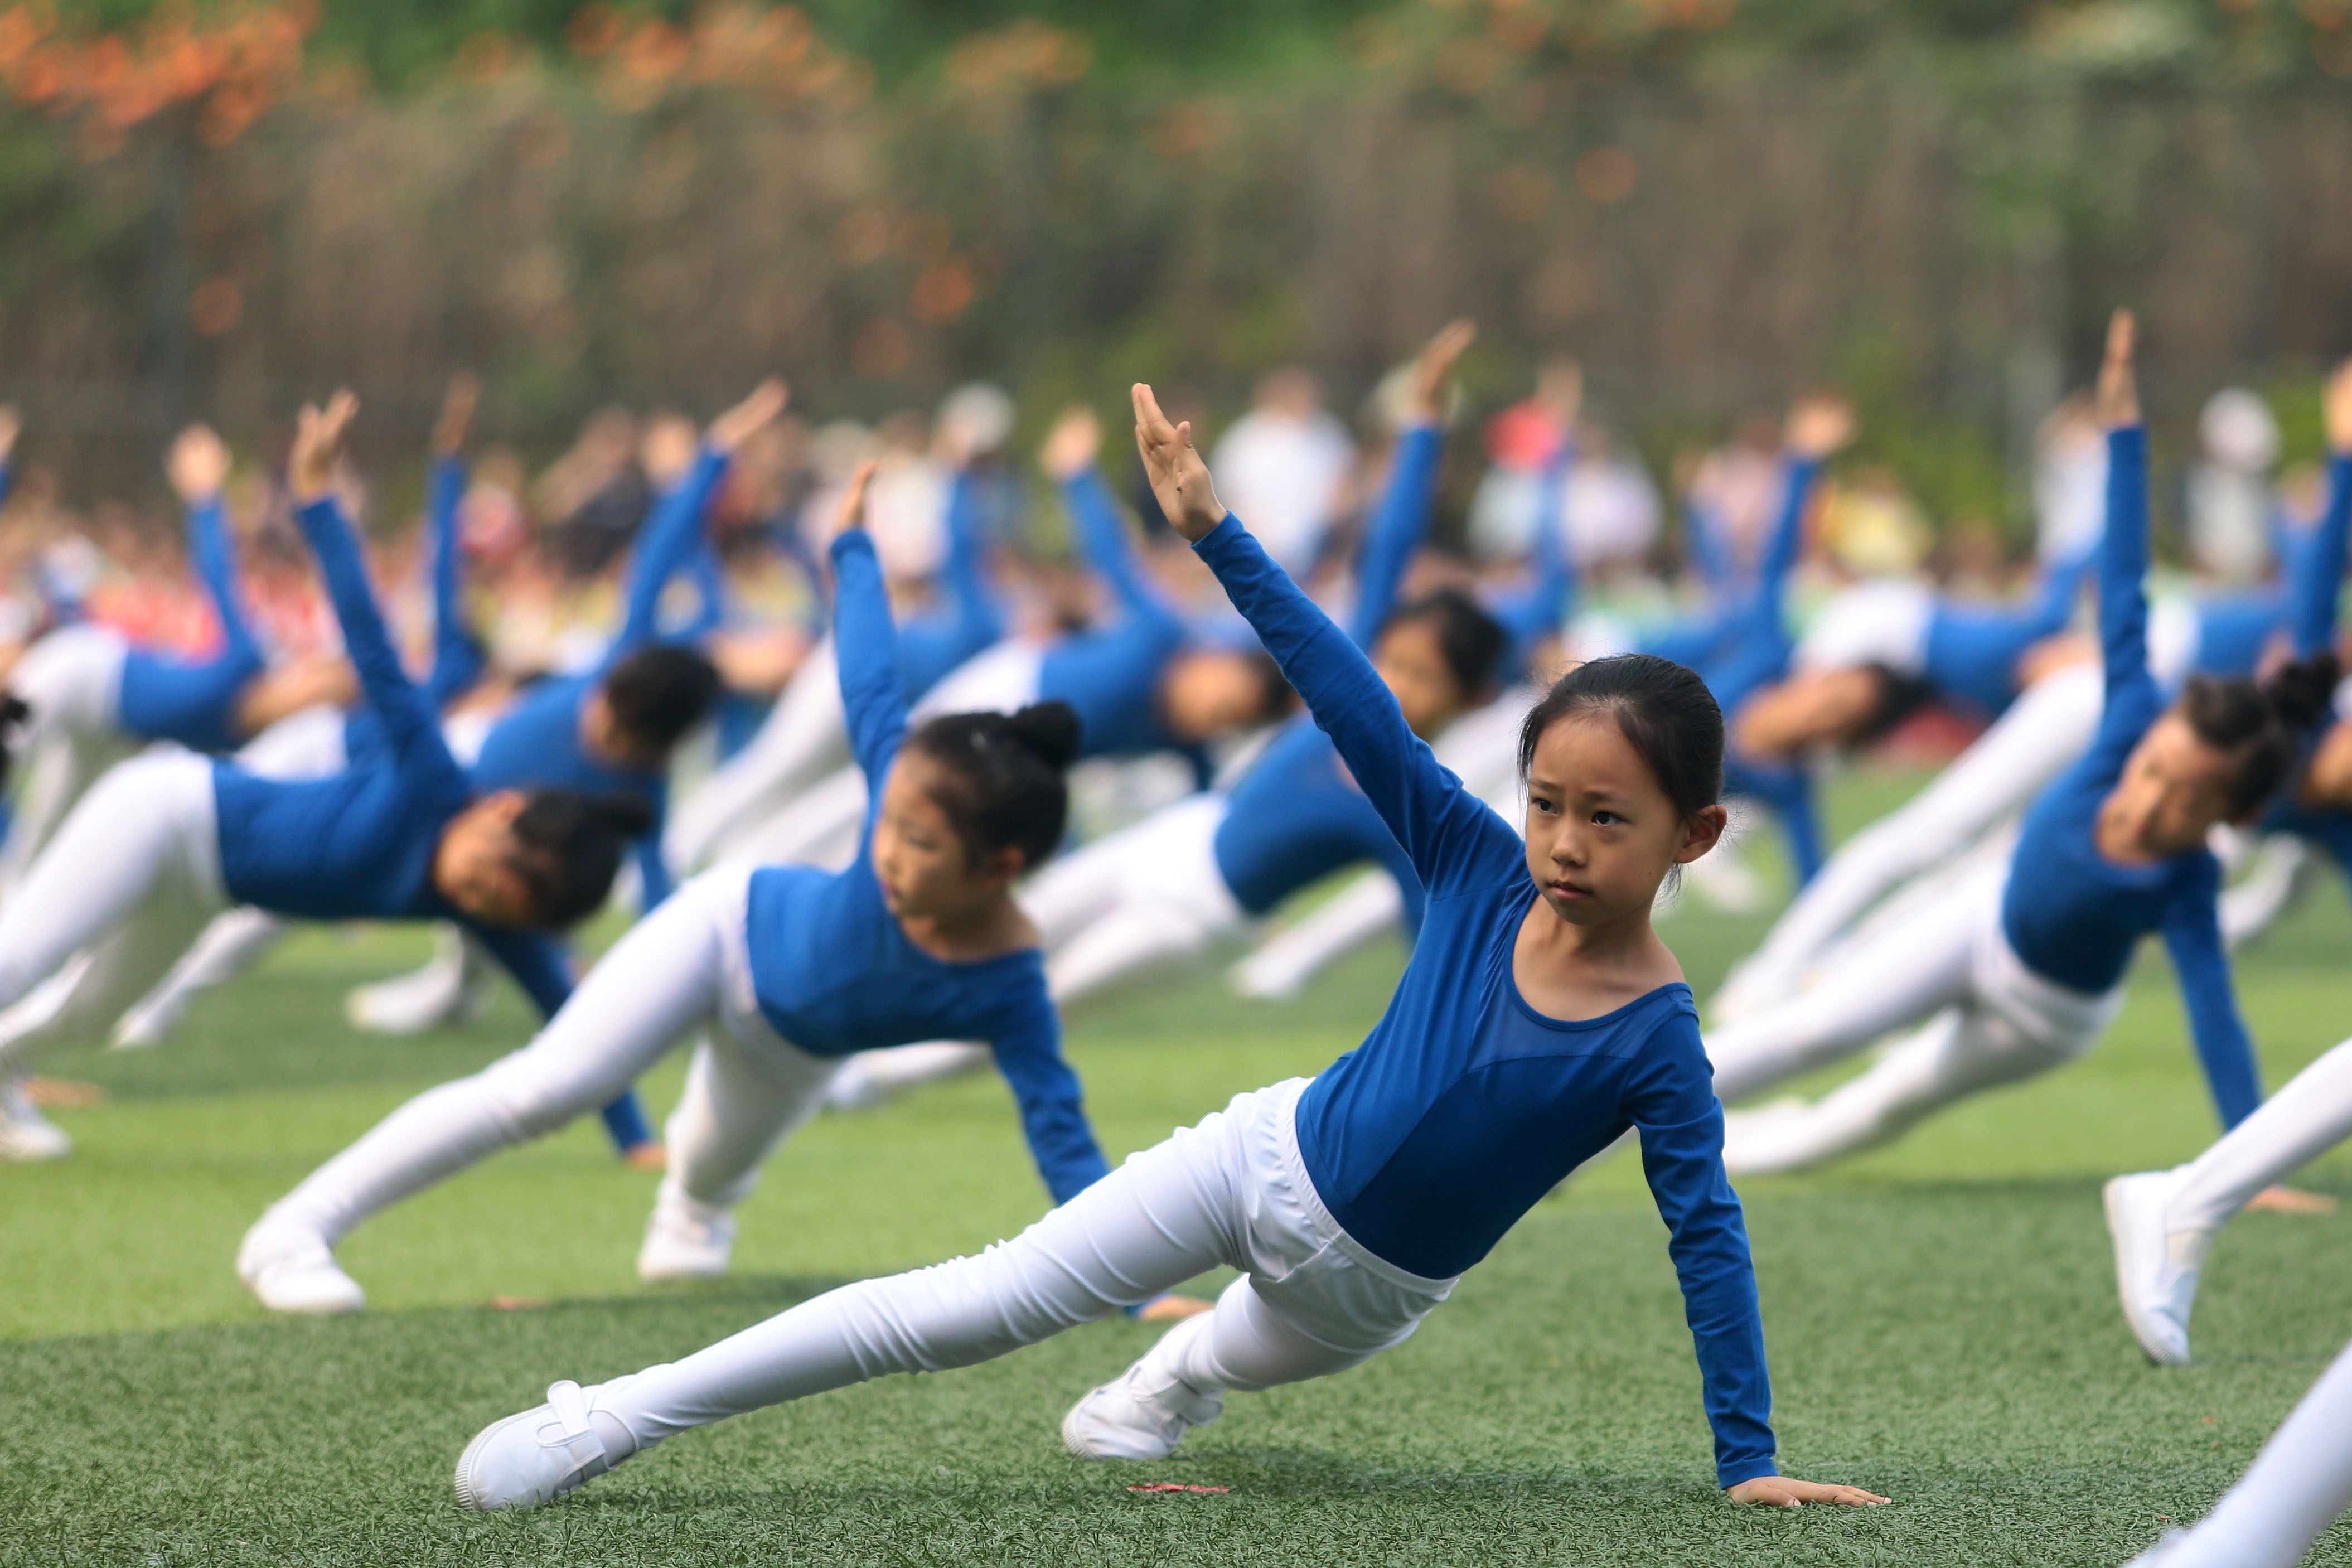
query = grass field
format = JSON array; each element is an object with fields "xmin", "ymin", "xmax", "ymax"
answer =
[{"xmin": 7, "ymin": 771, "xmax": 2352, "ymax": 1566}]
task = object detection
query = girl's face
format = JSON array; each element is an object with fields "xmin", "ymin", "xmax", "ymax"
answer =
[
  {"xmin": 1522, "ymin": 712, "xmax": 1724, "ymax": 927},
  {"xmin": 1372, "ymin": 617, "xmax": 1472, "ymax": 740},
  {"xmin": 872, "ymin": 752, "xmax": 1019, "ymax": 922},
  {"xmin": 432, "ymin": 792, "xmax": 539, "ymax": 927},
  {"xmin": 2098, "ymin": 711, "xmax": 2239, "ymax": 862}
]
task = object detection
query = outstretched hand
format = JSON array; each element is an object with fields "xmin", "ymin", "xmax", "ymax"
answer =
[
  {"xmin": 433, "ymin": 372, "xmax": 481, "ymax": 457},
  {"xmin": 1785, "ymin": 395, "xmax": 1855, "ymax": 461},
  {"xmin": 709, "ymin": 377, "xmax": 790, "ymax": 455},
  {"xmin": 167, "ymin": 424, "xmax": 232, "ymax": 505},
  {"xmin": 830, "ymin": 459, "xmax": 880, "ymax": 538},
  {"xmin": 1727, "ymin": 1475, "xmax": 1891, "ymax": 1509},
  {"xmin": 289, "ymin": 391, "xmax": 359, "ymax": 506},
  {"xmin": 0, "ymin": 404, "xmax": 18, "ymax": 464},
  {"xmin": 2095, "ymin": 309, "xmax": 2138, "ymax": 430},
  {"xmin": 2324, "ymin": 357, "xmax": 2352, "ymax": 456},
  {"xmin": 1131, "ymin": 383, "xmax": 1227, "ymax": 541},
  {"xmin": 1041, "ymin": 405, "xmax": 1102, "ymax": 482},
  {"xmin": 1407, "ymin": 317, "xmax": 1478, "ymax": 423}
]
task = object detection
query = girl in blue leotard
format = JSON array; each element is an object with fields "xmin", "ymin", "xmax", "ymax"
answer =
[
  {"xmin": 1704, "ymin": 313, "xmax": 2337, "ymax": 1176},
  {"xmin": 444, "ymin": 382, "xmax": 1893, "ymax": 1519},
  {"xmin": 0, "ymin": 396, "xmax": 655, "ymax": 1170},
  {"xmin": 240, "ymin": 458, "xmax": 1114, "ymax": 1317}
]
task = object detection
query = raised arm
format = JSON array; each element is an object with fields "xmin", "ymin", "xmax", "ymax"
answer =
[
  {"xmin": 423, "ymin": 379, "xmax": 487, "ymax": 705},
  {"xmin": 826, "ymin": 463, "xmax": 908, "ymax": 781},
  {"xmin": 2163, "ymin": 869, "xmax": 2264, "ymax": 1130},
  {"xmin": 167, "ymin": 424, "xmax": 258, "ymax": 664},
  {"xmin": 1134, "ymin": 383, "xmax": 1513, "ymax": 891},
  {"xmin": 1754, "ymin": 396, "xmax": 1850, "ymax": 611},
  {"xmin": 940, "ymin": 468, "xmax": 1005, "ymax": 646},
  {"xmin": 986, "ymin": 996, "xmax": 1111, "ymax": 1206},
  {"xmin": 2092, "ymin": 312, "xmax": 2160, "ymax": 735},
  {"xmin": 289, "ymin": 394, "xmax": 438, "ymax": 751},
  {"xmin": 613, "ymin": 379, "xmax": 785, "ymax": 654},
  {"xmin": 2293, "ymin": 359, "xmax": 2352, "ymax": 659},
  {"xmin": 0, "ymin": 404, "xmax": 17, "ymax": 510},
  {"xmin": 1348, "ymin": 322, "xmax": 1475, "ymax": 647},
  {"xmin": 1488, "ymin": 435, "xmax": 1580, "ymax": 666}
]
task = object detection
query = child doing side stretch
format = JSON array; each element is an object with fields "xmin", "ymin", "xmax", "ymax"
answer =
[
  {"xmin": 238, "ymin": 462, "xmax": 1112, "ymax": 1314},
  {"xmin": 1705, "ymin": 313, "xmax": 2335, "ymax": 1175},
  {"xmin": 0, "ymin": 396, "xmax": 652, "ymax": 1165},
  {"xmin": 447, "ymin": 384, "xmax": 1892, "ymax": 1517}
]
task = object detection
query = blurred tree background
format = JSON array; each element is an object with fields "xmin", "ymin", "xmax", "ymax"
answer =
[{"xmin": 6, "ymin": 0, "xmax": 2352, "ymax": 537}]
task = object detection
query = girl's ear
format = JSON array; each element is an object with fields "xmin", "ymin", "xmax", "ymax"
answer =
[
  {"xmin": 1675, "ymin": 804, "xmax": 1729, "ymax": 865},
  {"xmin": 976, "ymin": 845, "xmax": 1027, "ymax": 891}
]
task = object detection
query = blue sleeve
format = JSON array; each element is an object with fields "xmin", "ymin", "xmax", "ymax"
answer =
[
  {"xmin": 464, "ymin": 923, "xmax": 657, "ymax": 1153},
  {"xmin": 1063, "ymin": 467, "xmax": 1175, "ymax": 625},
  {"xmin": 294, "ymin": 497, "xmax": 437, "ymax": 751},
  {"xmin": 1193, "ymin": 515, "xmax": 1522, "ymax": 894},
  {"xmin": 829, "ymin": 529, "xmax": 910, "ymax": 784},
  {"xmin": 424, "ymin": 455, "xmax": 486, "ymax": 707},
  {"xmin": 677, "ymin": 537, "xmax": 727, "ymax": 645},
  {"xmin": 614, "ymin": 447, "xmax": 728, "ymax": 654},
  {"xmin": 2095, "ymin": 427, "xmax": 2162, "ymax": 747},
  {"xmin": 0, "ymin": 461, "xmax": 11, "ymax": 511},
  {"xmin": 1683, "ymin": 493, "xmax": 1734, "ymax": 592},
  {"xmin": 1488, "ymin": 443, "xmax": 1580, "ymax": 667},
  {"xmin": 2161, "ymin": 865, "xmax": 2263, "ymax": 1129},
  {"xmin": 1346, "ymin": 423, "xmax": 1445, "ymax": 649},
  {"xmin": 1754, "ymin": 456, "xmax": 1818, "ymax": 608},
  {"xmin": 1627, "ymin": 1029, "xmax": 1777, "ymax": 1488},
  {"xmin": 943, "ymin": 470, "xmax": 1006, "ymax": 648},
  {"xmin": 2292, "ymin": 454, "xmax": 2352, "ymax": 658},
  {"xmin": 634, "ymin": 831, "xmax": 672, "ymax": 911},
  {"xmin": 985, "ymin": 992, "xmax": 1111, "ymax": 1205},
  {"xmin": 186, "ymin": 495, "xmax": 259, "ymax": 663}
]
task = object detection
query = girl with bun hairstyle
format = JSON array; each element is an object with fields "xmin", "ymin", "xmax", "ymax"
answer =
[
  {"xmin": 238, "ymin": 461, "xmax": 1113, "ymax": 1317},
  {"xmin": 1706, "ymin": 313, "xmax": 2340, "ymax": 1176}
]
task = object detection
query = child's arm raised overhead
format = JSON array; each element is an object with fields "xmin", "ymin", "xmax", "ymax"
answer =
[
  {"xmin": 1348, "ymin": 320, "xmax": 1474, "ymax": 649},
  {"xmin": 825, "ymin": 462, "xmax": 908, "ymax": 783},
  {"xmin": 1134, "ymin": 382, "xmax": 1513, "ymax": 893},
  {"xmin": 423, "ymin": 373, "xmax": 486, "ymax": 705},
  {"xmin": 288, "ymin": 393, "xmax": 437, "ymax": 754},
  {"xmin": 0, "ymin": 404, "xmax": 17, "ymax": 508},
  {"xmin": 2092, "ymin": 311, "xmax": 2162, "ymax": 743},
  {"xmin": 166, "ymin": 423, "xmax": 260, "ymax": 667},
  {"xmin": 2292, "ymin": 357, "xmax": 2352, "ymax": 660},
  {"xmin": 613, "ymin": 378, "xmax": 786, "ymax": 655}
]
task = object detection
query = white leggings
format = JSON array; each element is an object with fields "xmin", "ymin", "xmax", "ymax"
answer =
[
  {"xmin": 2162, "ymin": 1034, "xmax": 2352, "ymax": 1238},
  {"xmin": 1723, "ymin": 662, "xmax": 2103, "ymax": 1014},
  {"xmin": 2, "ymin": 625, "xmax": 135, "ymax": 894},
  {"xmin": 2147, "ymin": 1335, "xmax": 2352, "ymax": 1568},
  {"xmin": 600, "ymin": 1078, "xmax": 1455, "ymax": 1451},
  {"xmin": 1706, "ymin": 860, "xmax": 2120, "ymax": 1171},
  {"xmin": 665, "ymin": 640, "xmax": 848, "ymax": 875},
  {"xmin": 256, "ymin": 867, "xmax": 839, "ymax": 1248},
  {"xmin": 0, "ymin": 750, "xmax": 225, "ymax": 1071}
]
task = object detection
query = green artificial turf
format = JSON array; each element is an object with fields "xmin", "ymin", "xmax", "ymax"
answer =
[{"xmin": 5, "ymin": 769, "xmax": 2352, "ymax": 1565}]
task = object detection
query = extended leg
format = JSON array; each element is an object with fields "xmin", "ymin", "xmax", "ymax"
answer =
[{"xmin": 665, "ymin": 640, "xmax": 846, "ymax": 874}]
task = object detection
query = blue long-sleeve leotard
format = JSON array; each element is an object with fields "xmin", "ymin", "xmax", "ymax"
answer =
[
  {"xmin": 740, "ymin": 529, "xmax": 1109, "ymax": 1206},
  {"xmin": 2254, "ymin": 453, "xmax": 2352, "ymax": 869},
  {"xmin": 1042, "ymin": 467, "xmax": 1201, "ymax": 771},
  {"xmin": 1920, "ymin": 546, "xmax": 2092, "ymax": 720},
  {"xmin": 2000, "ymin": 427, "xmax": 2263, "ymax": 1129},
  {"xmin": 114, "ymin": 493, "xmax": 266, "ymax": 755},
  {"xmin": 1192, "ymin": 510, "xmax": 1776, "ymax": 1489},
  {"xmin": 1211, "ymin": 423, "xmax": 1446, "ymax": 935},
  {"xmin": 894, "ymin": 469, "xmax": 1007, "ymax": 704}
]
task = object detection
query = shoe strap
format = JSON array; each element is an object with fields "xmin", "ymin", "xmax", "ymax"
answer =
[{"xmin": 544, "ymin": 1381, "xmax": 608, "ymax": 1470}]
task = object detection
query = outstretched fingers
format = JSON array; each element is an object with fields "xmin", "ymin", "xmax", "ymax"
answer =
[
  {"xmin": 2097, "ymin": 308, "xmax": 2139, "ymax": 429},
  {"xmin": 831, "ymin": 459, "xmax": 881, "ymax": 537}
]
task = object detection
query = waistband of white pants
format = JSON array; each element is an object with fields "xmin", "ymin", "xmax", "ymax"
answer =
[{"xmin": 1257, "ymin": 1076, "xmax": 1460, "ymax": 1295}]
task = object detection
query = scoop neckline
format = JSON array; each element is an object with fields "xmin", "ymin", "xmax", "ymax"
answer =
[{"xmin": 1504, "ymin": 969, "xmax": 1692, "ymax": 1033}]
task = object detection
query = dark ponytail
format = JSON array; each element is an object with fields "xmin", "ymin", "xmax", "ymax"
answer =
[
  {"xmin": 1518, "ymin": 654, "xmax": 1724, "ymax": 817},
  {"xmin": 505, "ymin": 789, "xmax": 658, "ymax": 928},
  {"xmin": 0, "ymin": 694, "xmax": 28, "ymax": 793},
  {"xmin": 2181, "ymin": 650, "xmax": 2343, "ymax": 816},
  {"xmin": 907, "ymin": 701, "xmax": 1080, "ymax": 871}
]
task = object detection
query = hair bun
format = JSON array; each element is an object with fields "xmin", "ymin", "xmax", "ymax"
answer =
[
  {"xmin": 1004, "ymin": 701, "xmax": 1082, "ymax": 771},
  {"xmin": 2265, "ymin": 650, "xmax": 2341, "ymax": 732}
]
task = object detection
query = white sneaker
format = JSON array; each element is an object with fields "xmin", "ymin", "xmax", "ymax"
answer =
[
  {"xmin": 2105, "ymin": 1169, "xmax": 2204, "ymax": 1367},
  {"xmin": 110, "ymin": 988, "xmax": 187, "ymax": 1050},
  {"xmin": 454, "ymin": 1378, "xmax": 637, "ymax": 1511},
  {"xmin": 637, "ymin": 1196, "xmax": 734, "ymax": 1282},
  {"xmin": 345, "ymin": 952, "xmax": 486, "ymax": 1036},
  {"xmin": 820, "ymin": 1057, "xmax": 890, "ymax": 1112},
  {"xmin": 237, "ymin": 1223, "xmax": 366, "ymax": 1315},
  {"xmin": 1061, "ymin": 1356, "xmax": 1225, "ymax": 1461},
  {"xmin": 0, "ymin": 1078, "xmax": 71, "ymax": 1162}
]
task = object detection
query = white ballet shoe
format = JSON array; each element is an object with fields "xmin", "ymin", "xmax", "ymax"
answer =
[
  {"xmin": 1061, "ymin": 1354, "xmax": 1224, "ymax": 1461},
  {"xmin": 344, "ymin": 956, "xmax": 487, "ymax": 1036},
  {"xmin": 820, "ymin": 1057, "xmax": 892, "ymax": 1112},
  {"xmin": 0, "ymin": 1078, "xmax": 72, "ymax": 1162},
  {"xmin": 454, "ymin": 1377, "xmax": 638, "ymax": 1511},
  {"xmin": 637, "ymin": 1194, "xmax": 735, "ymax": 1282},
  {"xmin": 109, "ymin": 989, "xmax": 185, "ymax": 1051},
  {"xmin": 1228, "ymin": 948, "xmax": 1309, "ymax": 1003},
  {"xmin": 236, "ymin": 1223, "xmax": 366, "ymax": 1315},
  {"xmin": 2104, "ymin": 1169, "xmax": 2204, "ymax": 1367}
]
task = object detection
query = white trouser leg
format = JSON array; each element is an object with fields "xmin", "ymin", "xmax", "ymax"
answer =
[
  {"xmin": 1041, "ymin": 796, "xmax": 1245, "ymax": 1004},
  {"xmin": 662, "ymin": 1018, "xmax": 841, "ymax": 1212},
  {"xmin": 2218, "ymin": 833, "xmax": 2312, "ymax": 949},
  {"xmin": 721, "ymin": 765, "xmax": 871, "ymax": 871},
  {"xmin": 908, "ymin": 641, "xmax": 1047, "ymax": 722},
  {"xmin": 0, "ymin": 752, "xmax": 221, "ymax": 1062},
  {"xmin": 666, "ymin": 641, "xmax": 848, "ymax": 874},
  {"xmin": 110, "ymin": 904, "xmax": 291, "ymax": 1049},
  {"xmin": 231, "ymin": 703, "xmax": 350, "ymax": 781},
  {"xmin": 599, "ymin": 1080, "xmax": 1454, "ymax": 1451},
  {"xmin": 1, "ymin": 626, "xmax": 135, "ymax": 892},
  {"xmin": 1724, "ymin": 662, "xmax": 2101, "ymax": 1011},
  {"xmin": 1705, "ymin": 863, "xmax": 1995, "ymax": 1105},
  {"xmin": 2166, "ymin": 1036, "xmax": 2352, "ymax": 1236},
  {"xmin": 2150, "ymin": 1336, "xmax": 2352, "ymax": 1568},
  {"xmin": 1018, "ymin": 826, "xmax": 1143, "ymax": 952},
  {"xmin": 829, "ymin": 1040, "xmax": 993, "ymax": 1101},
  {"xmin": 255, "ymin": 868, "xmax": 749, "ymax": 1247},
  {"xmin": 1231, "ymin": 871, "xmax": 1406, "ymax": 1001}
]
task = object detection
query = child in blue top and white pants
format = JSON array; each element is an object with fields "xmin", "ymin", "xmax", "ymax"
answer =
[{"xmin": 451, "ymin": 386, "xmax": 1890, "ymax": 1518}]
